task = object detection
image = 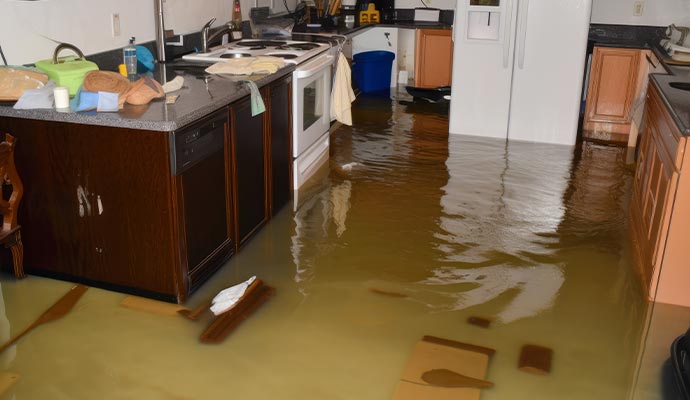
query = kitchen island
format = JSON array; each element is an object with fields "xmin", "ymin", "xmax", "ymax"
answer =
[{"xmin": 0, "ymin": 62, "xmax": 295, "ymax": 303}]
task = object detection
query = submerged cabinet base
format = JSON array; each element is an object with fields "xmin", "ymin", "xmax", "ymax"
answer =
[{"xmin": 0, "ymin": 112, "xmax": 234, "ymax": 303}]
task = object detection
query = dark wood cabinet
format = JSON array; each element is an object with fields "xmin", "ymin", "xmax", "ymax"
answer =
[
  {"xmin": 230, "ymin": 96, "xmax": 268, "ymax": 250},
  {"xmin": 267, "ymin": 75, "xmax": 292, "ymax": 216},
  {"xmin": 0, "ymin": 109, "xmax": 237, "ymax": 302},
  {"xmin": 0, "ymin": 117, "xmax": 183, "ymax": 299}
]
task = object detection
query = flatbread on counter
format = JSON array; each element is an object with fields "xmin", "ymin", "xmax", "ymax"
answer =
[{"xmin": 0, "ymin": 68, "xmax": 49, "ymax": 101}]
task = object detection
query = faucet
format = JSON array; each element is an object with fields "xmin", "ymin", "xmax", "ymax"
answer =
[{"xmin": 201, "ymin": 18, "xmax": 239, "ymax": 53}]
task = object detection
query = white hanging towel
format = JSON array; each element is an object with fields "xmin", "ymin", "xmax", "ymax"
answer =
[
  {"xmin": 210, "ymin": 276, "xmax": 257, "ymax": 315},
  {"xmin": 330, "ymin": 53, "xmax": 356, "ymax": 126}
]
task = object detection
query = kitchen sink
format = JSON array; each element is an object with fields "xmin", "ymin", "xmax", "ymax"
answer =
[{"xmin": 670, "ymin": 82, "xmax": 690, "ymax": 91}]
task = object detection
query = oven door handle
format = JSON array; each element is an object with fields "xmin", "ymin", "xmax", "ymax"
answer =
[{"xmin": 295, "ymin": 55, "xmax": 334, "ymax": 79}]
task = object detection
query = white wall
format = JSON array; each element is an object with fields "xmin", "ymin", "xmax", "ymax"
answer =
[
  {"xmin": 393, "ymin": 0, "xmax": 690, "ymax": 23},
  {"xmin": 4, "ymin": 0, "xmax": 690, "ymax": 66},
  {"xmin": 591, "ymin": 0, "xmax": 690, "ymax": 26},
  {"xmin": 395, "ymin": 0, "xmax": 454, "ymax": 11},
  {"xmin": 0, "ymin": 0, "xmax": 253, "ymax": 66}
]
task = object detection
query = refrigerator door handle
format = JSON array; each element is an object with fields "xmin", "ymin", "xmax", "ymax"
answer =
[
  {"xmin": 517, "ymin": 0, "xmax": 529, "ymax": 69},
  {"xmin": 451, "ymin": 5, "xmax": 456, "ymax": 43},
  {"xmin": 503, "ymin": 0, "xmax": 514, "ymax": 68}
]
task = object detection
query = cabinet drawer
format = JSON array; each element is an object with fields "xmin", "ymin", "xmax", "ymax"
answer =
[{"xmin": 647, "ymin": 84, "xmax": 684, "ymax": 170}]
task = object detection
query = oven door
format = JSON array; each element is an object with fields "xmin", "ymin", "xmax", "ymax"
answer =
[{"xmin": 293, "ymin": 53, "xmax": 334, "ymax": 158}]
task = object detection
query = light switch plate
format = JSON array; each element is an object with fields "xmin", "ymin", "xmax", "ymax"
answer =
[{"xmin": 111, "ymin": 13, "xmax": 121, "ymax": 37}]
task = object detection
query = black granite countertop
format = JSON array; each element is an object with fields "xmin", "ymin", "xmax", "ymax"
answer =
[
  {"xmin": 0, "ymin": 62, "xmax": 295, "ymax": 132},
  {"xmin": 589, "ymin": 24, "xmax": 666, "ymax": 50}
]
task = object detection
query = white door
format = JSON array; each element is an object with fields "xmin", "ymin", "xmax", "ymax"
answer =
[
  {"xmin": 507, "ymin": 0, "xmax": 592, "ymax": 145},
  {"xmin": 448, "ymin": 0, "xmax": 519, "ymax": 139}
]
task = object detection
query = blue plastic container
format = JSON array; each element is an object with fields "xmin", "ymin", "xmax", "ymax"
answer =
[{"xmin": 352, "ymin": 51, "xmax": 395, "ymax": 93}]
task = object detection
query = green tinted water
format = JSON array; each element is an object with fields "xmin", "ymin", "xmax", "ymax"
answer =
[{"xmin": 0, "ymin": 94, "xmax": 657, "ymax": 399}]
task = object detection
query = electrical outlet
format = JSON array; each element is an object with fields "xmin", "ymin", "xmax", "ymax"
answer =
[
  {"xmin": 111, "ymin": 13, "xmax": 121, "ymax": 37},
  {"xmin": 633, "ymin": 1, "xmax": 644, "ymax": 16}
]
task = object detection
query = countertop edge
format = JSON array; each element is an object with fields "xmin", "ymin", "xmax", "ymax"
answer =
[{"xmin": 0, "ymin": 65, "xmax": 296, "ymax": 133}]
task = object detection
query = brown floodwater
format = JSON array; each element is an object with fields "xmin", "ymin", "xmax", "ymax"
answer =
[{"xmin": 0, "ymin": 91, "xmax": 680, "ymax": 399}]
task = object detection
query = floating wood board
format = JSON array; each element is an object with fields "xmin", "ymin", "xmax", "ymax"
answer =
[
  {"xmin": 392, "ymin": 335, "xmax": 495, "ymax": 400},
  {"xmin": 200, "ymin": 280, "xmax": 275, "ymax": 344},
  {"xmin": 518, "ymin": 344, "xmax": 553, "ymax": 375},
  {"xmin": 467, "ymin": 316, "xmax": 491, "ymax": 329},
  {"xmin": 119, "ymin": 296, "xmax": 186, "ymax": 316},
  {"xmin": 0, "ymin": 372, "xmax": 20, "ymax": 398}
]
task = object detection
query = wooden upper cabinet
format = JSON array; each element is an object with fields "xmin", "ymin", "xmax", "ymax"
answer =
[
  {"xmin": 583, "ymin": 46, "xmax": 647, "ymax": 144},
  {"xmin": 414, "ymin": 29, "xmax": 453, "ymax": 89}
]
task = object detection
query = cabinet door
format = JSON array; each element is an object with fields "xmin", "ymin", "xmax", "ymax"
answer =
[
  {"xmin": 631, "ymin": 84, "xmax": 681, "ymax": 293},
  {"xmin": 86, "ymin": 126, "xmax": 179, "ymax": 295},
  {"xmin": 230, "ymin": 97, "xmax": 268, "ymax": 249},
  {"xmin": 583, "ymin": 47, "xmax": 642, "ymax": 141},
  {"xmin": 414, "ymin": 29, "xmax": 453, "ymax": 89},
  {"xmin": 268, "ymin": 76, "xmax": 292, "ymax": 216},
  {"xmin": 173, "ymin": 110, "xmax": 234, "ymax": 297}
]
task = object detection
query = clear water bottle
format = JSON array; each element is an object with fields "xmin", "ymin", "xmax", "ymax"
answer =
[{"xmin": 123, "ymin": 37, "xmax": 137, "ymax": 77}]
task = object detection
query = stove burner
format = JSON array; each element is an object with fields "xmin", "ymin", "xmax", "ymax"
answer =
[
  {"xmin": 220, "ymin": 53, "xmax": 252, "ymax": 59},
  {"xmin": 277, "ymin": 43, "xmax": 320, "ymax": 51},
  {"xmin": 235, "ymin": 40, "xmax": 287, "ymax": 48},
  {"xmin": 268, "ymin": 53, "xmax": 298, "ymax": 59}
]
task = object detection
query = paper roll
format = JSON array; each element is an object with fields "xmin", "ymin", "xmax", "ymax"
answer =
[{"xmin": 53, "ymin": 86, "xmax": 70, "ymax": 109}]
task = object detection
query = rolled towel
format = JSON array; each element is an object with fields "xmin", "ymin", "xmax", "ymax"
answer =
[{"xmin": 205, "ymin": 56, "xmax": 285, "ymax": 76}]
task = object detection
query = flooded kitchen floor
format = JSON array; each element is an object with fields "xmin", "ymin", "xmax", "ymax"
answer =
[{"xmin": 0, "ymin": 90, "xmax": 682, "ymax": 399}]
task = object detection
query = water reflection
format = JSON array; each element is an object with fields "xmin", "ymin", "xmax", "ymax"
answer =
[
  {"xmin": 1, "ymin": 93, "xmax": 652, "ymax": 400},
  {"xmin": 285, "ymin": 93, "xmax": 645, "ymax": 398},
  {"xmin": 418, "ymin": 137, "xmax": 574, "ymax": 323}
]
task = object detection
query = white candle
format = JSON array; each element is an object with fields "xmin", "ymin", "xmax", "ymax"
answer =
[{"xmin": 53, "ymin": 86, "xmax": 70, "ymax": 109}]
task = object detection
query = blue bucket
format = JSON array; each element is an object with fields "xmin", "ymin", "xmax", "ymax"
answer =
[{"xmin": 352, "ymin": 51, "xmax": 395, "ymax": 93}]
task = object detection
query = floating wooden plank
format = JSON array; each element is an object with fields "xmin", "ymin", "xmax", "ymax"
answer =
[
  {"xmin": 0, "ymin": 372, "xmax": 20, "ymax": 398},
  {"xmin": 369, "ymin": 287, "xmax": 408, "ymax": 298},
  {"xmin": 467, "ymin": 316, "xmax": 491, "ymax": 329},
  {"xmin": 200, "ymin": 279, "xmax": 275, "ymax": 344},
  {"xmin": 393, "ymin": 336, "xmax": 495, "ymax": 400},
  {"xmin": 518, "ymin": 344, "xmax": 553, "ymax": 375}
]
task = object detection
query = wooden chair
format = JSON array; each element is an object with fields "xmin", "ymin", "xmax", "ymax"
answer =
[{"xmin": 0, "ymin": 134, "xmax": 24, "ymax": 278}]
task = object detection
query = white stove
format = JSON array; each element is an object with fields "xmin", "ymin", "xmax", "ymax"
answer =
[{"xmin": 182, "ymin": 39, "xmax": 330, "ymax": 65}]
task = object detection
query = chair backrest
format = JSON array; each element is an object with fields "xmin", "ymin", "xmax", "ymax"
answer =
[{"xmin": 0, "ymin": 134, "xmax": 23, "ymax": 231}]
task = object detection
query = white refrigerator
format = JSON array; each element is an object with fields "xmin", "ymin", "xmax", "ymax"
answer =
[{"xmin": 448, "ymin": 0, "xmax": 592, "ymax": 146}]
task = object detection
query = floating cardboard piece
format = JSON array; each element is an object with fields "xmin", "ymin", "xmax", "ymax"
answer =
[
  {"xmin": 392, "ymin": 335, "xmax": 495, "ymax": 400},
  {"xmin": 518, "ymin": 345, "xmax": 553, "ymax": 375},
  {"xmin": 0, "ymin": 372, "xmax": 20, "ymax": 399}
]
